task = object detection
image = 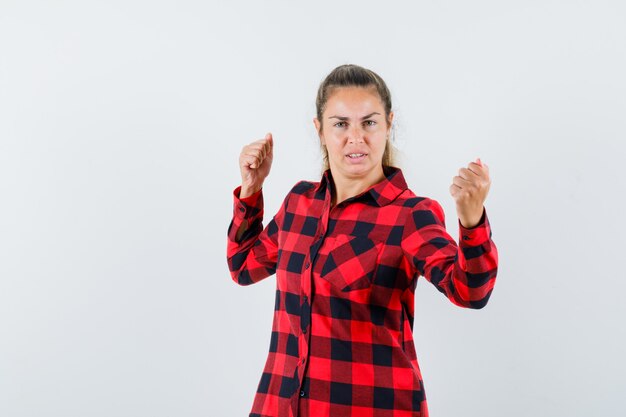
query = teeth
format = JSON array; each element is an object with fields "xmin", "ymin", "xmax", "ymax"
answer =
[{"xmin": 348, "ymin": 153, "xmax": 365, "ymax": 158}]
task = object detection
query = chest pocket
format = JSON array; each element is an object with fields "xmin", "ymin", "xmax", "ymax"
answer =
[{"xmin": 318, "ymin": 234, "xmax": 383, "ymax": 292}]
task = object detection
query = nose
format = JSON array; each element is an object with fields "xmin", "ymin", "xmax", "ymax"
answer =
[{"xmin": 348, "ymin": 124, "xmax": 365, "ymax": 143}]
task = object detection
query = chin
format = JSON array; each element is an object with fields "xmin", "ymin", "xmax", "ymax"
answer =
[{"xmin": 341, "ymin": 163, "xmax": 374, "ymax": 175}]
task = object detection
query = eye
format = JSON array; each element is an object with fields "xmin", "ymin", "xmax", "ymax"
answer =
[
  {"xmin": 364, "ymin": 120, "xmax": 376, "ymax": 127},
  {"xmin": 334, "ymin": 121, "xmax": 347, "ymax": 128}
]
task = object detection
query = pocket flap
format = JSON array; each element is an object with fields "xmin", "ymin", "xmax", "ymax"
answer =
[{"xmin": 320, "ymin": 235, "xmax": 381, "ymax": 292}]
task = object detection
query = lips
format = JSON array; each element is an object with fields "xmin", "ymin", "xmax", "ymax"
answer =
[{"xmin": 345, "ymin": 152, "xmax": 368, "ymax": 163}]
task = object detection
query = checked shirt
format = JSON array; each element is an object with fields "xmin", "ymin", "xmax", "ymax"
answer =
[{"xmin": 226, "ymin": 165, "xmax": 499, "ymax": 417}]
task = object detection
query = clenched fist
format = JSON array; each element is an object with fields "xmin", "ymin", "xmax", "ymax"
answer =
[
  {"xmin": 239, "ymin": 133, "xmax": 274, "ymax": 198},
  {"xmin": 450, "ymin": 158, "xmax": 491, "ymax": 228}
]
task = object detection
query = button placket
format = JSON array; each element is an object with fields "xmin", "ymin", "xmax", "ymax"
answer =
[{"xmin": 297, "ymin": 195, "xmax": 330, "ymax": 406}]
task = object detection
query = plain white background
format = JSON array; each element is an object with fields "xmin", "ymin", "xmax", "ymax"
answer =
[{"xmin": 1, "ymin": 1, "xmax": 625, "ymax": 416}]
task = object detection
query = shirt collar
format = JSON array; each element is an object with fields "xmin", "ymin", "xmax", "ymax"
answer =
[{"xmin": 317, "ymin": 165, "xmax": 408, "ymax": 207}]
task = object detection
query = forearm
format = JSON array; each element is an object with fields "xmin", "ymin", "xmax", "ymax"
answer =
[
  {"xmin": 406, "ymin": 200, "xmax": 498, "ymax": 309},
  {"xmin": 235, "ymin": 219, "xmax": 249, "ymax": 241},
  {"xmin": 449, "ymin": 208, "xmax": 498, "ymax": 308}
]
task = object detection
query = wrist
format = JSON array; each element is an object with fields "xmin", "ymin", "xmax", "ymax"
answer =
[
  {"xmin": 240, "ymin": 185, "xmax": 262, "ymax": 199},
  {"xmin": 458, "ymin": 206, "xmax": 485, "ymax": 229}
]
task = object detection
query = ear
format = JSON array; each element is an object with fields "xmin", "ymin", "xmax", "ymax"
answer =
[
  {"xmin": 385, "ymin": 111, "xmax": 394, "ymax": 139},
  {"xmin": 313, "ymin": 117, "xmax": 325, "ymax": 145}
]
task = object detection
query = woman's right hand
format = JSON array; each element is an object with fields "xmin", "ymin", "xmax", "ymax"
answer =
[{"xmin": 239, "ymin": 133, "xmax": 273, "ymax": 198}]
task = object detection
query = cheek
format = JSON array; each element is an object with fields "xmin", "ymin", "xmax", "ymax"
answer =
[
  {"xmin": 326, "ymin": 135, "xmax": 344, "ymax": 150},
  {"xmin": 330, "ymin": 144, "xmax": 345, "ymax": 157},
  {"xmin": 374, "ymin": 141, "xmax": 388, "ymax": 157}
]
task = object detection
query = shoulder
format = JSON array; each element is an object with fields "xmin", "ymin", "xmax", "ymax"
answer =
[
  {"xmin": 290, "ymin": 179, "xmax": 317, "ymax": 195},
  {"xmin": 395, "ymin": 187, "xmax": 438, "ymax": 210},
  {"xmin": 395, "ymin": 189, "xmax": 446, "ymax": 227},
  {"xmin": 278, "ymin": 179, "xmax": 319, "ymax": 209}
]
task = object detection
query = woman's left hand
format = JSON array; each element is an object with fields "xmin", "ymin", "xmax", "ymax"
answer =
[{"xmin": 449, "ymin": 158, "xmax": 491, "ymax": 228}]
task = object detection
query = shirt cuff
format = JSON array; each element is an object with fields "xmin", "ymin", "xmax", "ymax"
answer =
[
  {"xmin": 458, "ymin": 206, "xmax": 492, "ymax": 246},
  {"xmin": 233, "ymin": 185, "xmax": 264, "ymax": 219}
]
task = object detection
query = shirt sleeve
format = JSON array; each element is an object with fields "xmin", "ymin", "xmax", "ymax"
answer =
[
  {"xmin": 226, "ymin": 185, "xmax": 284, "ymax": 286},
  {"xmin": 401, "ymin": 198, "xmax": 499, "ymax": 309}
]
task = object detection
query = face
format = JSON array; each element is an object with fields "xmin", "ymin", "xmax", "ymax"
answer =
[{"xmin": 314, "ymin": 86, "xmax": 393, "ymax": 180}]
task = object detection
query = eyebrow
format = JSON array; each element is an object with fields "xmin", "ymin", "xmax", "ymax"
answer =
[{"xmin": 328, "ymin": 112, "xmax": 381, "ymax": 121}]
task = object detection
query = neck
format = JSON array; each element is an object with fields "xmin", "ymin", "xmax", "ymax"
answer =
[{"xmin": 330, "ymin": 165, "xmax": 386, "ymax": 207}]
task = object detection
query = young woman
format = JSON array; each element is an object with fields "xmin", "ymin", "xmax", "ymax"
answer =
[{"xmin": 227, "ymin": 64, "xmax": 498, "ymax": 417}]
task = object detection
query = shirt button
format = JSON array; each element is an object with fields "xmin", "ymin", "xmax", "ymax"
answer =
[
  {"xmin": 303, "ymin": 328, "xmax": 307, "ymax": 334},
  {"xmin": 299, "ymin": 390, "xmax": 306, "ymax": 397},
  {"xmin": 238, "ymin": 206, "xmax": 245, "ymax": 212},
  {"xmin": 304, "ymin": 262, "xmax": 310, "ymax": 269}
]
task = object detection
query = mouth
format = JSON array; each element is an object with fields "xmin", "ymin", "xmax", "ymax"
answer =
[{"xmin": 346, "ymin": 153, "xmax": 367, "ymax": 164}]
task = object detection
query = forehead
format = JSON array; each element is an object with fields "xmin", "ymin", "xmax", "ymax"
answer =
[{"xmin": 324, "ymin": 86, "xmax": 383, "ymax": 116}]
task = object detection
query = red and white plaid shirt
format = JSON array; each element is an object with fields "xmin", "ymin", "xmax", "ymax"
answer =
[{"xmin": 227, "ymin": 165, "xmax": 498, "ymax": 417}]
